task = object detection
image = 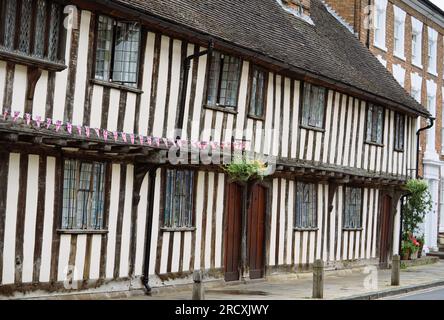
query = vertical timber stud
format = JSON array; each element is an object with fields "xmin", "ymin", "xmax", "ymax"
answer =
[
  {"xmin": 391, "ymin": 255, "xmax": 400, "ymax": 286},
  {"xmin": 312, "ymin": 259, "xmax": 324, "ymax": 299},
  {"xmin": 142, "ymin": 166, "xmax": 160, "ymax": 293},
  {"xmin": 192, "ymin": 270, "xmax": 205, "ymax": 300}
]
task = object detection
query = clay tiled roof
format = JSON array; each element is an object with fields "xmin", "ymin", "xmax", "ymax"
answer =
[{"xmin": 109, "ymin": 0, "xmax": 429, "ymax": 116}]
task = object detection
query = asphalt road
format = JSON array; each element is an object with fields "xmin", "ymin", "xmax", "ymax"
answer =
[{"xmin": 389, "ymin": 286, "xmax": 444, "ymax": 300}]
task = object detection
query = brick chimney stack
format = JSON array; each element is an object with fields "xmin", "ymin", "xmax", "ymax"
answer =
[{"xmin": 282, "ymin": 0, "xmax": 311, "ymax": 16}]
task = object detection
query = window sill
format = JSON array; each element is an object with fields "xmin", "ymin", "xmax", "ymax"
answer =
[
  {"xmin": 364, "ymin": 141, "xmax": 384, "ymax": 148},
  {"xmin": 294, "ymin": 227, "xmax": 319, "ymax": 232},
  {"xmin": 90, "ymin": 79, "xmax": 143, "ymax": 94},
  {"xmin": 342, "ymin": 228, "xmax": 363, "ymax": 231},
  {"xmin": 393, "ymin": 53, "xmax": 406, "ymax": 62},
  {"xmin": 0, "ymin": 47, "xmax": 66, "ymax": 72},
  {"xmin": 427, "ymin": 70, "xmax": 438, "ymax": 78},
  {"xmin": 57, "ymin": 229, "xmax": 108, "ymax": 235},
  {"xmin": 373, "ymin": 43, "xmax": 387, "ymax": 53},
  {"xmin": 203, "ymin": 104, "xmax": 238, "ymax": 115},
  {"xmin": 160, "ymin": 227, "xmax": 196, "ymax": 233},
  {"xmin": 300, "ymin": 124, "xmax": 325, "ymax": 133},
  {"xmin": 412, "ymin": 61, "xmax": 423, "ymax": 70},
  {"xmin": 247, "ymin": 114, "xmax": 265, "ymax": 121}
]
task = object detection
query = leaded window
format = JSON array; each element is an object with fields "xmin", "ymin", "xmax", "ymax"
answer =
[
  {"xmin": 344, "ymin": 187, "xmax": 362, "ymax": 229},
  {"xmin": 295, "ymin": 182, "xmax": 317, "ymax": 229},
  {"xmin": 366, "ymin": 104, "xmax": 384, "ymax": 144},
  {"xmin": 62, "ymin": 159, "xmax": 106, "ymax": 230},
  {"xmin": 394, "ymin": 113, "xmax": 405, "ymax": 151},
  {"xmin": 248, "ymin": 66, "xmax": 267, "ymax": 118},
  {"xmin": 301, "ymin": 83, "xmax": 326, "ymax": 128},
  {"xmin": 207, "ymin": 51, "xmax": 241, "ymax": 108},
  {"xmin": 0, "ymin": 0, "xmax": 63, "ymax": 62},
  {"xmin": 164, "ymin": 169, "xmax": 194, "ymax": 229},
  {"xmin": 94, "ymin": 15, "xmax": 141, "ymax": 86}
]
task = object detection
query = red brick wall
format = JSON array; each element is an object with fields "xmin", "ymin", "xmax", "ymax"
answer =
[{"xmin": 325, "ymin": 0, "xmax": 444, "ymax": 176}]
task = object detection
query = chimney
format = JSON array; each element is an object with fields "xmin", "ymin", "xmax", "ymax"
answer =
[{"xmin": 282, "ymin": 0, "xmax": 311, "ymax": 16}]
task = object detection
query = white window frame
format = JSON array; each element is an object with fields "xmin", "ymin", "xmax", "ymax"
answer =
[
  {"xmin": 411, "ymin": 17, "xmax": 423, "ymax": 68},
  {"xmin": 393, "ymin": 6, "xmax": 406, "ymax": 60},
  {"xmin": 428, "ymin": 27, "xmax": 438, "ymax": 75},
  {"xmin": 410, "ymin": 72, "xmax": 422, "ymax": 103},
  {"xmin": 392, "ymin": 64, "xmax": 405, "ymax": 88},
  {"xmin": 373, "ymin": 0, "xmax": 387, "ymax": 51}
]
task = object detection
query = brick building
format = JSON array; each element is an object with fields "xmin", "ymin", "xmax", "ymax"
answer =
[{"xmin": 324, "ymin": 0, "xmax": 444, "ymax": 253}]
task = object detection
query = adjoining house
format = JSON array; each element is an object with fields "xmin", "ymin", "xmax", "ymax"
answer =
[
  {"xmin": 0, "ymin": 0, "xmax": 430, "ymax": 297},
  {"xmin": 323, "ymin": 0, "xmax": 444, "ymax": 258}
]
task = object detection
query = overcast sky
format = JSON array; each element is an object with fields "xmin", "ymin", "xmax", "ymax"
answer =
[{"xmin": 429, "ymin": 0, "xmax": 444, "ymax": 10}]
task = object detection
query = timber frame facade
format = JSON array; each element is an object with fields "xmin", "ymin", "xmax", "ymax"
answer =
[{"xmin": 0, "ymin": 0, "xmax": 431, "ymax": 297}]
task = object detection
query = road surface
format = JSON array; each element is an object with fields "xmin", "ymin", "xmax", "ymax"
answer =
[{"xmin": 386, "ymin": 286, "xmax": 444, "ymax": 300}]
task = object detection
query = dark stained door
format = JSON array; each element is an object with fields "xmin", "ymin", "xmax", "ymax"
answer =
[
  {"xmin": 247, "ymin": 184, "xmax": 266, "ymax": 279},
  {"xmin": 379, "ymin": 195, "xmax": 393, "ymax": 268},
  {"xmin": 224, "ymin": 183, "xmax": 243, "ymax": 282}
]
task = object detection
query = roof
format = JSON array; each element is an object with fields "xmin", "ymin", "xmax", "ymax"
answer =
[
  {"xmin": 108, "ymin": 0, "xmax": 429, "ymax": 116},
  {"xmin": 418, "ymin": 0, "xmax": 444, "ymax": 17}
]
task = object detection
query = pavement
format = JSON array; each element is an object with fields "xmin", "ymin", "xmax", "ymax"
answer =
[{"xmin": 123, "ymin": 261, "xmax": 444, "ymax": 300}]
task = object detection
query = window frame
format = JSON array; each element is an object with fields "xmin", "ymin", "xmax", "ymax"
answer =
[
  {"xmin": 373, "ymin": 6, "xmax": 386, "ymax": 50},
  {"xmin": 394, "ymin": 19, "xmax": 402, "ymax": 54},
  {"xmin": 204, "ymin": 50, "xmax": 242, "ymax": 111},
  {"xmin": 411, "ymin": 32, "xmax": 418, "ymax": 61},
  {"xmin": 247, "ymin": 64, "xmax": 268, "ymax": 120},
  {"xmin": 59, "ymin": 158, "xmax": 108, "ymax": 233},
  {"xmin": 428, "ymin": 38, "xmax": 436, "ymax": 73},
  {"xmin": 300, "ymin": 82, "xmax": 327, "ymax": 130},
  {"xmin": 365, "ymin": 103, "xmax": 385, "ymax": 146},
  {"xmin": 343, "ymin": 186, "xmax": 363, "ymax": 230},
  {"xmin": 161, "ymin": 168, "xmax": 196, "ymax": 232},
  {"xmin": 0, "ymin": 0, "xmax": 66, "ymax": 71},
  {"xmin": 93, "ymin": 13, "xmax": 142, "ymax": 88},
  {"xmin": 394, "ymin": 112, "xmax": 405, "ymax": 152},
  {"xmin": 294, "ymin": 181, "xmax": 318, "ymax": 230}
]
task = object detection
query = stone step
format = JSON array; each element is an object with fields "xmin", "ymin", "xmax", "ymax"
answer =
[{"xmin": 427, "ymin": 251, "xmax": 444, "ymax": 259}]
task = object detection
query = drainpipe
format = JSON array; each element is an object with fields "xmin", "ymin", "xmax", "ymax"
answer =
[
  {"xmin": 176, "ymin": 40, "xmax": 214, "ymax": 140},
  {"xmin": 366, "ymin": 0, "xmax": 371, "ymax": 48},
  {"xmin": 416, "ymin": 117, "xmax": 435, "ymax": 179},
  {"xmin": 142, "ymin": 166, "xmax": 159, "ymax": 293}
]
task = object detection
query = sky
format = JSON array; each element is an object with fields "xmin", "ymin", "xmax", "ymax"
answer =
[{"xmin": 429, "ymin": 0, "xmax": 444, "ymax": 10}]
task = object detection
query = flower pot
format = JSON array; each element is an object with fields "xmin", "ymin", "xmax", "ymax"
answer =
[
  {"xmin": 410, "ymin": 250, "xmax": 418, "ymax": 260},
  {"xmin": 402, "ymin": 249, "xmax": 411, "ymax": 261}
]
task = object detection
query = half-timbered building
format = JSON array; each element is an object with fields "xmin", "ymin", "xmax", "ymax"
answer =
[{"xmin": 0, "ymin": 0, "xmax": 431, "ymax": 297}]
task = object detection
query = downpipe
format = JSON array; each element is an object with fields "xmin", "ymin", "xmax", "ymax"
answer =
[
  {"xmin": 416, "ymin": 116, "xmax": 435, "ymax": 179},
  {"xmin": 176, "ymin": 40, "xmax": 214, "ymax": 140}
]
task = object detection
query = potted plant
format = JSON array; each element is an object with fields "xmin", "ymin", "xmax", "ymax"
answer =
[
  {"xmin": 401, "ymin": 179, "xmax": 432, "ymax": 259},
  {"xmin": 401, "ymin": 240, "xmax": 412, "ymax": 260},
  {"xmin": 401, "ymin": 236, "xmax": 420, "ymax": 260}
]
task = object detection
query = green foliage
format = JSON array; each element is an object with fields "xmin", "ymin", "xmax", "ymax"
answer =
[
  {"xmin": 223, "ymin": 158, "xmax": 268, "ymax": 182},
  {"xmin": 402, "ymin": 179, "xmax": 432, "ymax": 239},
  {"xmin": 401, "ymin": 239, "xmax": 419, "ymax": 256}
]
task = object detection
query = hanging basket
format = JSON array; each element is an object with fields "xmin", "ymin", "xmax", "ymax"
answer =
[{"xmin": 223, "ymin": 159, "xmax": 269, "ymax": 183}]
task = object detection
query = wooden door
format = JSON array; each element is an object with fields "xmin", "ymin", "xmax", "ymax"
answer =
[
  {"xmin": 224, "ymin": 183, "xmax": 243, "ymax": 282},
  {"xmin": 379, "ymin": 195, "xmax": 393, "ymax": 267},
  {"xmin": 247, "ymin": 184, "xmax": 266, "ymax": 279}
]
